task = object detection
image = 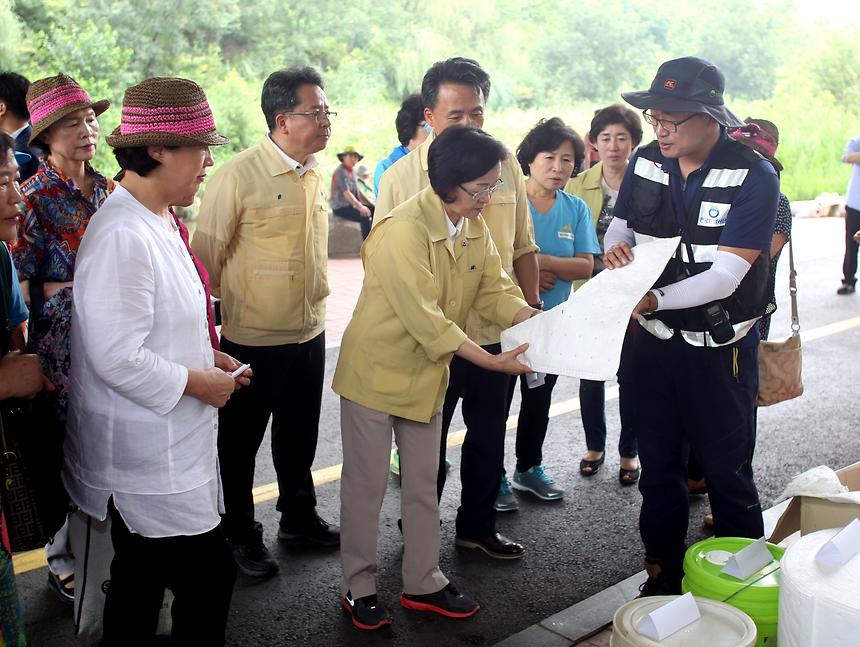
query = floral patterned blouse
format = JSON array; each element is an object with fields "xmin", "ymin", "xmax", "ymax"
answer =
[
  {"xmin": 10, "ymin": 160, "xmax": 114, "ymax": 420},
  {"xmin": 13, "ymin": 160, "xmax": 114, "ymax": 282}
]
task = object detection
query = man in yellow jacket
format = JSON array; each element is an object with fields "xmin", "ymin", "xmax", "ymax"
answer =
[
  {"xmin": 376, "ymin": 57, "xmax": 540, "ymax": 560},
  {"xmin": 192, "ymin": 66, "xmax": 338, "ymax": 579}
]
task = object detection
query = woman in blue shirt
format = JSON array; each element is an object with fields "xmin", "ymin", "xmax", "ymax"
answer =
[{"xmin": 496, "ymin": 118, "xmax": 599, "ymax": 510}]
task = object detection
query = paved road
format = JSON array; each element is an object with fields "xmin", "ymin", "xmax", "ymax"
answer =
[{"xmin": 18, "ymin": 217, "xmax": 860, "ymax": 646}]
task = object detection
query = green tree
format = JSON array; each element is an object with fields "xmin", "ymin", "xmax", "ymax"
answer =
[
  {"xmin": 808, "ymin": 27, "xmax": 860, "ymax": 114},
  {"xmin": 0, "ymin": 0, "xmax": 24, "ymax": 68}
]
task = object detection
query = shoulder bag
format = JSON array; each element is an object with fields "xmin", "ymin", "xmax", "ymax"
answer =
[{"xmin": 756, "ymin": 239, "xmax": 803, "ymax": 406}]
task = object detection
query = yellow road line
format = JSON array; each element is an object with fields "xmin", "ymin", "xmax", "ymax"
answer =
[
  {"xmin": 802, "ymin": 315, "xmax": 860, "ymax": 343},
  {"xmin": 13, "ymin": 315, "xmax": 859, "ymax": 575}
]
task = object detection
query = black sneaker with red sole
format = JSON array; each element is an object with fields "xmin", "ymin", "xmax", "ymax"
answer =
[
  {"xmin": 342, "ymin": 591, "xmax": 393, "ymax": 630},
  {"xmin": 400, "ymin": 582, "xmax": 480, "ymax": 618}
]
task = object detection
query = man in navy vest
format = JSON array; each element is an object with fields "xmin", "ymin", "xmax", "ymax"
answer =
[{"xmin": 603, "ymin": 57, "xmax": 779, "ymax": 596}]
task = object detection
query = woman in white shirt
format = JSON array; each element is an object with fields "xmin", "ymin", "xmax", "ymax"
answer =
[{"xmin": 64, "ymin": 77, "xmax": 249, "ymax": 646}]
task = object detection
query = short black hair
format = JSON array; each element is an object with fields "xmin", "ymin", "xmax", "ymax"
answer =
[
  {"xmin": 261, "ymin": 66, "xmax": 325, "ymax": 131},
  {"xmin": 516, "ymin": 118, "xmax": 585, "ymax": 176},
  {"xmin": 421, "ymin": 58, "xmax": 491, "ymax": 110},
  {"xmin": 589, "ymin": 104, "xmax": 643, "ymax": 148},
  {"xmin": 428, "ymin": 126, "xmax": 507, "ymax": 203},
  {"xmin": 0, "ymin": 132, "xmax": 15, "ymax": 160},
  {"xmin": 395, "ymin": 93, "xmax": 425, "ymax": 147},
  {"xmin": 0, "ymin": 72, "xmax": 30, "ymax": 121},
  {"xmin": 113, "ymin": 146, "xmax": 178, "ymax": 177}
]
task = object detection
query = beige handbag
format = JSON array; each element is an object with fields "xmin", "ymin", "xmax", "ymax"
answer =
[{"xmin": 756, "ymin": 238, "xmax": 803, "ymax": 406}]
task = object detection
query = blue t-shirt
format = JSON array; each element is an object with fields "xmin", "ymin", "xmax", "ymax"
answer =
[
  {"xmin": 373, "ymin": 145, "xmax": 410, "ymax": 196},
  {"xmin": 0, "ymin": 245, "xmax": 27, "ymax": 327},
  {"xmin": 530, "ymin": 190, "xmax": 601, "ymax": 310},
  {"xmin": 8, "ymin": 258, "xmax": 27, "ymax": 327}
]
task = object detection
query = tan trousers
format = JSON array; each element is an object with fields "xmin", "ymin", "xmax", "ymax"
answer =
[{"xmin": 339, "ymin": 397, "xmax": 449, "ymax": 598}]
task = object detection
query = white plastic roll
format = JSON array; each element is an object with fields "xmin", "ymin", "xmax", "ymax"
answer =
[{"xmin": 778, "ymin": 528, "xmax": 860, "ymax": 646}]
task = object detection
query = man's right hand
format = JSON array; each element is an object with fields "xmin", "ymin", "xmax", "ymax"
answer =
[
  {"xmin": 358, "ymin": 204, "xmax": 372, "ymax": 219},
  {"xmin": 0, "ymin": 352, "xmax": 52, "ymax": 399},
  {"xmin": 603, "ymin": 242, "xmax": 635, "ymax": 269}
]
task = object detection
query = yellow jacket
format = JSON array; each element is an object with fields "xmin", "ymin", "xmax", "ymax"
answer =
[
  {"xmin": 565, "ymin": 162, "xmax": 605, "ymax": 290},
  {"xmin": 333, "ymin": 186, "xmax": 528, "ymax": 422},
  {"xmin": 192, "ymin": 136, "xmax": 329, "ymax": 346},
  {"xmin": 564, "ymin": 161, "xmax": 605, "ymax": 227},
  {"xmin": 375, "ymin": 130, "xmax": 538, "ymax": 345}
]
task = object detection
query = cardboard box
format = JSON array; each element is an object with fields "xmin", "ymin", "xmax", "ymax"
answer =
[{"xmin": 769, "ymin": 460, "xmax": 860, "ymax": 544}]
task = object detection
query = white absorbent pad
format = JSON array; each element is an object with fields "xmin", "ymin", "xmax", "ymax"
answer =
[{"xmin": 501, "ymin": 235, "xmax": 680, "ymax": 379}]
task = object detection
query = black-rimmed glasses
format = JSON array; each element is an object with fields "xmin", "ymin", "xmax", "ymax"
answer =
[{"xmin": 642, "ymin": 110, "xmax": 697, "ymax": 133}]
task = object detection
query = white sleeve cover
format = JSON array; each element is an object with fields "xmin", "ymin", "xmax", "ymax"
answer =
[
  {"xmin": 653, "ymin": 250, "xmax": 752, "ymax": 311},
  {"xmin": 603, "ymin": 216, "xmax": 636, "ymax": 252}
]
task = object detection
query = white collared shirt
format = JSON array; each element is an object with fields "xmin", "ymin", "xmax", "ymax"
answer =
[
  {"xmin": 64, "ymin": 185, "xmax": 221, "ymax": 538},
  {"xmin": 267, "ymin": 133, "xmax": 318, "ymax": 177},
  {"xmin": 445, "ymin": 213, "xmax": 465, "ymax": 246},
  {"xmin": 10, "ymin": 123, "xmax": 29, "ymax": 140}
]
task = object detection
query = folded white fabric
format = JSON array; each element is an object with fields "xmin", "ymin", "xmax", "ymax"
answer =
[{"xmin": 775, "ymin": 465, "xmax": 860, "ymax": 505}]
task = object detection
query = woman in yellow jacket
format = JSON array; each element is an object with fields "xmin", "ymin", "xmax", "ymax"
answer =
[
  {"xmin": 565, "ymin": 104, "xmax": 643, "ymax": 484},
  {"xmin": 333, "ymin": 126, "xmax": 536, "ymax": 630}
]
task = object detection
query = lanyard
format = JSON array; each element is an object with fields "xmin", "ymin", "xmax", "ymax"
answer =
[{"xmin": 668, "ymin": 174, "xmax": 697, "ymax": 278}]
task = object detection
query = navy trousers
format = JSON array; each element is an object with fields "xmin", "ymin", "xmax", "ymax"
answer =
[
  {"xmin": 633, "ymin": 328, "xmax": 763, "ymax": 576},
  {"xmin": 438, "ymin": 343, "xmax": 512, "ymax": 539}
]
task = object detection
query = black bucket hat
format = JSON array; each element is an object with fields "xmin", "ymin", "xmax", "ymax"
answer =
[{"xmin": 621, "ymin": 56, "xmax": 744, "ymax": 128}]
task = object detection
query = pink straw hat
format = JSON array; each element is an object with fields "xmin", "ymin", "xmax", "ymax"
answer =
[
  {"xmin": 26, "ymin": 73, "xmax": 110, "ymax": 143},
  {"xmin": 106, "ymin": 76, "xmax": 228, "ymax": 148},
  {"xmin": 728, "ymin": 117, "xmax": 782, "ymax": 172}
]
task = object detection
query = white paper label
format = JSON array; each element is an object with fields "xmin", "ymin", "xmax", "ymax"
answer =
[
  {"xmin": 721, "ymin": 537, "xmax": 774, "ymax": 580},
  {"xmin": 525, "ymin": 372, "xmax": 546, "ymax": 389},
  {"xmin": 635, "ymin": 592, "xmax": 701, "ymax": 641},
  {"xmin": 816, "ymin": 518, "xmax": 860, "ymax": 567},
  {"xmin": 697, "ymin": 201, "xmax": 731, "ymax": 227}
]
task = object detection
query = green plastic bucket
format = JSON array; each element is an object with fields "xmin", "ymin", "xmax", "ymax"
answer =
[{"xmin": 682, "ymin": 537, "xmax": 784, "ymax": 647}]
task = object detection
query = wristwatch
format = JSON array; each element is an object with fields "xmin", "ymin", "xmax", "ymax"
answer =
[{"xmin": 529, "ymin": 301, "xmax": 544, "ymax": 311}]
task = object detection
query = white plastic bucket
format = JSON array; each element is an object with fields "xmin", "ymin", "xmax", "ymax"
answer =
[{"xmin": 610, "ymin": 595, "xmax": 758, "ymax": 647}]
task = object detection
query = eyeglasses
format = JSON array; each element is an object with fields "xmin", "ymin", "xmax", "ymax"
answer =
[
  {"xmin": 458, "ymin": 177, "xmax": 504, "ymax": 201},
  {"xmin": 642, "ymin": 110, "xmax": 697, "ymax": 133},
  {"xmin": 282, "ymin": 109, "xmax": 337, "ymax": 124}
]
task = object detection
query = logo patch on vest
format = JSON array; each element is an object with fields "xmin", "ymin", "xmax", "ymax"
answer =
[{"xmin": 697, "ymin": 201, "xmax": 731, "ymax": 227}]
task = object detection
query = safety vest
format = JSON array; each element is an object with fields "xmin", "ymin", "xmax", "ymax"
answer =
[{"xmin": 625, "ymin": 139, "xmax": 770, "ymax": 345}]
